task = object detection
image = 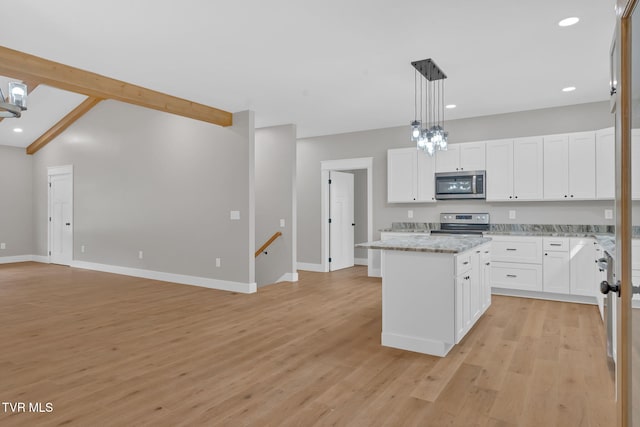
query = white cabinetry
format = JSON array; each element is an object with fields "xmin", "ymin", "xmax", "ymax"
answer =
[
  {"xmin": 387, "ymin": 148, "xmax": 436, "ymax": 203},
  {"xmin": 570, "ymin": 238, "xmax": 598, "ymax": 297},
  {"xmin": 490, "ymin": 236, "xmax": 543, "ymax": 291},
  {"xmin": 543, "ymin": 237, "xmax": 570, "ymax": 294},
  {"xmin": 595, "ymin": 128, "xmax": 615, "ymax": 199},
  {"xmin": 435, "ymin": 142, "xmax": 486, "ymax": 173},
  {"xmin": 485, "ymin": 138, "xmax": 543, "ymax": 201},
  {"xmin": 454, "ymin": 244, "xmax": 489, "ymax": 343},
  {"xmin": 543, "ymin": 132, "xmax": 596, "ymax": 200}
]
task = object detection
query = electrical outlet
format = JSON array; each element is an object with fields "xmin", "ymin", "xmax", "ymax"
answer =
[
  {"xmin": 408, "ymin": 210, "xmax": 414, "ymax": 219},
  {"xmin": 0, "ymin": 243, "xmax": 5, "ymax": 250},
  {"xmin": 138, "ymin": 250, "xmax": 144, "ymax": 260},
  {"xmin": 216, "ymin": 258, "xmax": 221, "ymax": 268},
  {"xmin": 605, "ymin": 209, "xmax": 613, "ymax": 220},
  {"xmin": 230, "ymin": 211, "xmax": 240, "ymax": 220},
  {"xmin": 81, "ymin": 245, "xmax": 85, "ymax": 253},
  {"xmin": 280, "ymin": 219, "xmax": 285, "ymax": 228},
  {"xmin": 509, "ymin": 210, "xmax": 516, "ymax": 220}
]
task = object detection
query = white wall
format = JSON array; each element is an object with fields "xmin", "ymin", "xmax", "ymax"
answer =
[
  {"xmin": 31, "ymin": 100, "xmax": 256, "ymax": 286},
  {"xmin": 0, "ymin": 145, "xmax": 33, "ymax": 258},
  {"xmin": 255, "ymin": 125, "xmax": 297, "ymax": 286},
  {"xmin": 297, "ymin": 101, "xmax": 615, "ymax": 265}
]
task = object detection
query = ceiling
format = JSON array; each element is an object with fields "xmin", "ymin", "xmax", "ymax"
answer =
[{"xmin": 0, "ymin": 0, "xmax": 616, "ymax": 147}]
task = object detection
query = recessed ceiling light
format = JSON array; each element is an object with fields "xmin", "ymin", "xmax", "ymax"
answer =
[
  {"xmin": 562, "ymin": 86, "xmax": 576, "ymax": 92},
  {"xmin": 445, "ymin": 104, "xmax": 456, "ymax": 109},
  {"xmin": 13, "ymin": 128, "xmax": 23, "ymax": 133},
  {"xmin": 558, "ymin": 17, "xmax": 579, "ymax": 27}
]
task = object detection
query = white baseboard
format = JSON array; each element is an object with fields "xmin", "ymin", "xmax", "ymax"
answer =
[
  {"xmin": 70, "ymin": 260, "xmax": 257, "ymax": 294},
  {"xmin": 381, "ymin": 332, "xmax": 452, "ymax": 357},
  {"xmin": 354, "ymin": 257, "xmax": 368, "ymax": 266},
  {"xmin": 32, "ymin": 255, "xmax": 50, "ymax": 263},
  {"xmin": 276, "ymin": 272, "xmax": 299, "ymax": 283},
  {"xmin": 369, "ymin": 268, "xmax": 381, "ymax": 278},
  {"xmin": 297, "ymin": 262, "xmax": 325, "ymax": 272},
  {"xmin": 0, "ymin": 255, "xmax": 35, "ymax": 264},
  {"xmin": 492, "ymin": 288, "xmax": 597, "ymax": 305}
]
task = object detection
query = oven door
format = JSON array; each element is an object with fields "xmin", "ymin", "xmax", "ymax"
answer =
[{"xmin": 435, "ymin": 171, "xmax": 485, "ymax": 200}]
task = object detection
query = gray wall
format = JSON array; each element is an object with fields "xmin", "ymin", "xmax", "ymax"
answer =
[
  {"xmin": 32, "ymin": 101, "xmax": 256, "ymax": 284},
  {"xmin": 344, "ymin": 169, "xmax": 368, "ymax": 261},
  {"xmin": 297, "ymin": 101, "xmax": 615, "ymax": 265},
  {"xmin": 255, "ymin": 124, "xmax": 296, "ymax": 286},
  {"xmin": 0, "ymin": 145, "xmax": 33, "ymax": 256}
]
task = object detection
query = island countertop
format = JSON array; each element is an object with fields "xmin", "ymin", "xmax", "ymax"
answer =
[{"xmin": 357, "ymin": 235, "xmax": 492, "ymax": 254}]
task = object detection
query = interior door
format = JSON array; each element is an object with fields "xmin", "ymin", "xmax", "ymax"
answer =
[
  {"xmin": 329, "ymin": 171, "xmax": 354, "ymax": 271},
  {"xmin": 49, "ymin": 173, "xmax": 73, "ymax": 265}
]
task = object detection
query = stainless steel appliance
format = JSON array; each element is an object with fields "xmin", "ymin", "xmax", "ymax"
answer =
[
  {"xmin": 435, "ymin": 170, "xmax": 486, "ymax": 200},
  {"xmin": 430, "ymin": 213, "xmax": 490, "ymax": 235}
]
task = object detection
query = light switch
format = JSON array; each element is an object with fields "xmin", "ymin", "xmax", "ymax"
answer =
[
  {"xmin": 509, "ymin": 210, "xmax": 516, "ymax": 220},
  {"xmin": 138, "ymin": 250, "xmax": 144, "ymax": 259},
  {"xmin": 605, "ymin": 209, "xmax": 613, "ymax": 219},
  {"xmin": 408, "ymin": 210, "xmax": 414, "ymax": 219},
  {"xmin": 0, "ymin": 243, "xmax": 5, "ymax": 250},
  {"xmin": 230, "ymin": 211, "xmax": 240, "ymax": 220},
  {"xmin": 81, "ymin": 245, "xmax": 85, "ymax": 253},
  {"xmin": 216, "ymin": 258, "xmax": 221, "ymax": 267},
  {"xmin": 280, "ymin": 219, "xmax": 285, "ymax": 228}
]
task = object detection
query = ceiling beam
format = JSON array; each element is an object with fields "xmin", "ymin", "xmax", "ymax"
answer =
[
  {"xmin": 26, "ymin": 97, "xmax": 102, "ymax": 155},
  {"xmin": 0, "ymin": 45, "xmax": 232, "ymax": 127}
]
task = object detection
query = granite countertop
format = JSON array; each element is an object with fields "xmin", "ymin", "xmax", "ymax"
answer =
[{"xmin": 357, "ymin": 235, "xmax": 491, "ymax": 254}]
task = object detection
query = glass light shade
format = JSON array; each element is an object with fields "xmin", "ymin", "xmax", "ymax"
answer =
[
  {"xmin": 8, "ymin": 82, "xmax": 27, "ymax": 110},
  {"xmin": 425, "ymin": 141, "xmax": 435, "ymax": 156},
  {"xmin": 410, "ymin": 120, "xmax": 421, "ymax": 142}
]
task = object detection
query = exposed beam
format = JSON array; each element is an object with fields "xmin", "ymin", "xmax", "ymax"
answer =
[
  {"xmin": 26, "ymin": 97, "xmax": 102, "ymax": 155},
  {"xmin": 0, "ymin": 45, "xmax": 232, "ymax": 127},
  {"xmin": 0, "ymin": 79, "xmax": 40, "ymax": 124}
]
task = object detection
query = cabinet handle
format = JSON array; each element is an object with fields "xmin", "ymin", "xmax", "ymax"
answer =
[
  {"xmin": 506, "ymin": 248, "xmax": 517, "ymax": 251},
  {"xmin": 570, "ymin": 195, "xmax": 574, "ymax": 198},
  {"xmin": 476, "ymin": 250, "xmax": 481, "ymax": 253},
  {"xmin": 564, "ymin": 195, "xmax": 568, "ymax": 198},
  {"xmin": 515, "ymin": 196, "xmax": 518, "ymax": 199},
  {"xmin": 506, "ymin": 274, "xmax": 517, "ymax": 278},
  {"xmin": 484, "ymin": 251, "xmax": 489, "ymax": 253},
  {"xmin": 509, "ymin": 196, "xmax": 513, "ymax": 199},
  {"xmin": 550, "ymin": 243, "xmax": 562, "ymax": 246},
  {"xmin": 485, "ymin": 262, "xmax": 490, "ymax": 266},
  {"xmin": 463, "ymin": 261, "xmax": 469, "ymax": 265},
  {"xmin": 545, "ymin": 253, "xmax": 548, "ymax": 256}
]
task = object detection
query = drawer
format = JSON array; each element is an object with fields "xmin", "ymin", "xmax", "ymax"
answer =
[
  {"xmin": 491, "ymin": 262, "xmax": 543, "ymax": 292},
  {"xmin": 543, "ymin": 237, "xmax": 569, "ymax": 252},
  {"xmin": 490, "ymin": 236, "xmax": 542, "ymax": 264},
  {"xmin": 456, "ymin": 252, "xmax": 472, "ymax": 275}
]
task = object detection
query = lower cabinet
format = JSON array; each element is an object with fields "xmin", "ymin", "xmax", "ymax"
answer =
[
  {"xmin": 543, "ymin": 237, "xmax": 570, "ymax": 294},
  {"xmin": 455, "ymin": 243, "xmax": 490, "ymax": 343},
  {"xmin": 491, "ymin": 262, "xmax": 543, "ymax": 291}
]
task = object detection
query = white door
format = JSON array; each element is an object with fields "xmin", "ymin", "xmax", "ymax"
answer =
[
  {"xmin": 49, "ymin": 173, "xmax": 73, "ymax": 265},
  {"xmin": 329, "ymin": 171, "xmax": 354, "ymax": 271}
]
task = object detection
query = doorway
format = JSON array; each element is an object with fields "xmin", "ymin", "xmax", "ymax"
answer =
[
  {"xmin": 48, "ymin": 165, "xmax": 73, "ymax": 266},
  {"xmin": 329, "ymin": 171, "xmax": 354, "ymax": 271},
  {"xmin": 320, "ymin": 157, "xmax": 374, "ymax": 276}
]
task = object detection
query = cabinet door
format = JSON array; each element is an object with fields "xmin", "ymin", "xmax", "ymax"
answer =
[
  {"xmin": 470, "ymin": 249, "xmax": 482, "ymax": 322},
  {"xmin": 543, "ymin": 134, "xmax": 569, "ymax": 200},
  {"xmin": 387, "ymin": 148, "xmax": 417, "ymax": 202},
  {"xmin": 568, "ymin": 132, "xmax": 596, "ymax": 199},
  {"xmin": 460, "ymin": 142, "xmax": 486, "ymax": 171},
  {"xmin": 543, "ymin": 251, "xmax": 570, "ymax": 294},
  {"xmin": 569, "ymin": 238, "xmax": 596, "ymax": 296},
  {"xmin": 416, "ymin": 150, "xmax": 436, "ymax": 202},
  {"xmin": 633, "ymin": 129, "xmax": 640, "ymax": 200},
  {"xmin": 481, "ymin": 249, "xmax": 492, "ymax": 310},
  {"xmin": 435, "ymin": 144, "xmax": 460, "ymax": 173},
  {"xmin": 596, "ymin": 128, "xmax": 615, "ymax": 199},
  {"xmin": 485, "ymin": 140, "xmax": 514, "ymax": 201},
  {"xmin": 513, "ymin": 137, "xmax": 544, "ymax": 200},
  {"xmin": 455, "ymin": 275, "xmax": 465, "ymax": 342}
]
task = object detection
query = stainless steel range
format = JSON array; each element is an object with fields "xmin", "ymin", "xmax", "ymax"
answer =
[{"xmin": 430, "ymin": 213, "xmax": 490, "ymax": 235}]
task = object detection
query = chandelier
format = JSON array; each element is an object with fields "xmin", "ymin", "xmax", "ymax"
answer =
[
  {"xmin": 410, "ymin": 59, "xmax": 448, "ymax": 156},
  {"xmin": 0, "ymin": 81, "xmax": 27, "ymax": 118}
]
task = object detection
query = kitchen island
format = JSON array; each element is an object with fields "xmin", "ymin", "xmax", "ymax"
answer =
[{"xmin": 358, "ymin": 235, "xmax": 492, "ymax": 357}]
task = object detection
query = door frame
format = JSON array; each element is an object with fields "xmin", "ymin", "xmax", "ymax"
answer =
[
  {"xmin": 47, "ymin": 165, "xmax": 74, "ymax": 264},
  {"xmin": 320, "ymin": 157, "xmax": 373, "ymax": 276},
  {"xmin": 615, "ymin": 0, "xmax": 637, "ymax": 425}
]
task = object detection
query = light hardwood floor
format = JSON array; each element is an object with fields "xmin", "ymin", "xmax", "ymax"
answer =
[{"xmin": 0, "ymin": 262, "xmax": 615, "ymax": 426}]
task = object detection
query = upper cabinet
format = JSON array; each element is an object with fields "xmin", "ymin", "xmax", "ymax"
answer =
[
  {"xmin": 387, "ymin": 148, "xmax": 436, "ymax": 203},
  {"xmin": 596, "ymin": 128, "xmax": 615, "ymax": 199},
  {"xmin": 435, "ymin": 142, "xmax": 486, "ymax": 173},
  {"xmin": 485, "ymin": 137, "xmax": 543, "ymax": 201},
  {"xmin": 543, "ymin": 132, "xmax": 596, "ymax": 200}
]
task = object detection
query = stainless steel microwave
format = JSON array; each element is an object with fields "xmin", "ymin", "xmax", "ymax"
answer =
[{"xmin": 435, "ymin": 170, "xmax": 486, "ymax": 200}]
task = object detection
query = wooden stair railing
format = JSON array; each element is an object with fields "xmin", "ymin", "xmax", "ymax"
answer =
[{"xmin": 255, "ymin": 232, "xmax": 282, "ymax": 257}]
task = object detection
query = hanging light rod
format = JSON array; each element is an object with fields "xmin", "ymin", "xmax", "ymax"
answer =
[{"xmin": 411, "ymin": 58, "xmax": 447, "ymax": 81}]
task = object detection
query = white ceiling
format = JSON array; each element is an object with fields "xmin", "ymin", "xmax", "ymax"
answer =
[{"xmin": 0, "ymin": 0, "xmax": 616, "ymax": 145}]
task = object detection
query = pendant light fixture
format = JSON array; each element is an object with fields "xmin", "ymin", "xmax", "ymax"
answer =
[
  {"xmin": 410, "ymin": 59, "xmax": 448, "ymax": 156},
  {"xmin": 0, "ymin": 81, "xmax": 28, "ymax": 118}
]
